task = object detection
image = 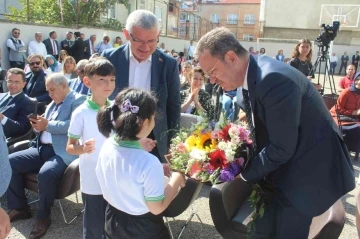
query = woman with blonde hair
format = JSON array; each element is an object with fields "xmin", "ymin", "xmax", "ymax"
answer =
[
  {"xmin": 58, "ymin": 50, "xmax": 69, "ymax": 64},
  {"xmin": 180, "ymin": 61, "xmax": 193, "ymax": 90},
  {"xmin": 61, "ymin": 56, "xmax": 78, "ymax": 80},
  {"xmin": 289, "ymin": 38, "xmax": 321, "ymax": 90}
]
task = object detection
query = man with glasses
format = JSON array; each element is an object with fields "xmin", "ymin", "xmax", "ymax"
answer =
[
  {"xmin": 0, "ymin": 68, "xmax": 35, "ymax": 138},
  {"xmin": 69, "ymin": 59, "xmax": 91, "ymax": 95},
  {"xmin": 6, "ymin": 28, "xmax": 26, "ymax": 70},
  {"xmin": 24, "ymin": 54, "xmax": 51, "ymax": 106},
  {"xmin": 28, "ymin": 32, "xmax": 47, "ymax": 58},
  {"xmin": 102, "ymin": 9, "xmax": 181, "ymax": 164}
]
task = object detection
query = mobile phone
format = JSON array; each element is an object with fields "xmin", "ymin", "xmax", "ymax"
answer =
[{"xmin": 27, "ymin": 113, "xmax": 37, "ymax": 120}]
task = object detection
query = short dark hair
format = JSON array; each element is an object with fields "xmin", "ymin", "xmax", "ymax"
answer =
[
  {"xmin": 84, "ymin": 57, "xmax": 115, "ymax": 78},
  {"xmin": 97, "ymin": 88, "xmax": 157, "ymax": 139},
  {"xmin": 7, "ymin": 68, "xmax": 25, "ymax": 82},
  {"xmin": 49, "ymin": 30, "xmax": 56, "ymax": 37},
  {"xmin": 74, "ymin": 32, "xmax": 81, "ymax": 38},
  {"xmin": 12, "ymin": 28, "xmax": 20, "ymax": 33}
]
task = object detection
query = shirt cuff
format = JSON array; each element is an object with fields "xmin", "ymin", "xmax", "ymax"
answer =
[
  {"xmin": 1, "ymin": 116, "xmax": 8, "ymax": 125},
  {"xmin": 240, "ymin": 173, "xmax": 247, "ymax": 182}
]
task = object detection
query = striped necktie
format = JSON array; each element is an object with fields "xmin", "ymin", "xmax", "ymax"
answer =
[{"xmin": 0, "ymin": 95, "xmax": 13, "ymax": 112}]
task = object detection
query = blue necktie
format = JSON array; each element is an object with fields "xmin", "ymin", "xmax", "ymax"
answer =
[{"xmin": 242, "ymin": 88, "xmax": 257, "ymax": 153}]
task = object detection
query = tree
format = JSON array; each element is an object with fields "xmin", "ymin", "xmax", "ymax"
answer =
[{"xmin": 7, "ymin": 0, "xmax": 129, "ymax": 29}]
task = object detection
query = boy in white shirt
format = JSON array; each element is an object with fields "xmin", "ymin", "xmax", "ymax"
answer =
[{"xmin": 66, "ymin": 58, "xmax": 116, "ymax": 239}]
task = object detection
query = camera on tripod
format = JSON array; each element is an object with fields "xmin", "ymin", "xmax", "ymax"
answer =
[{"xmin": 315, "ymin": 21, "xmax": 340, "ymax": 47}]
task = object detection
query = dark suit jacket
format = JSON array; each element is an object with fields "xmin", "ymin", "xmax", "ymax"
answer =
[
  {"xmin": 43, "ymin": 38, "xmax": 59, "ymax": 56},
  {"xmin": 24, "ymin": 70, "xmax": 51, "ymax": 104},
  {"xmin": 84, "ymin": 39, "xmax": 93, "ymax": 59},
  {"xmin": 241, "ymin": 55, "xmax": 355, "ymax": 217},
  {"xmin": 69, "ymin": 38, "xmax": 86, "ymax": 63},
  {"xmin": 0, "ymin": 92, "xmax": 36, "ymax": 138},
  {"xmin": 102, "ymin": 44, "xmax": 181, "ymax": 162},
  {"xmin": 60, "ymin": 39, "xmax": 74, "ymax": 53}
]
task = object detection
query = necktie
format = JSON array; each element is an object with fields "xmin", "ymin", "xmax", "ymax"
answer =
[
  {"xmin": 48, "ymin": 102, "xmax": 63, "ymax": 120},
  {"xmin": 0, "ymin": 96, "xmax": 13, "ymax": 112},
  {"xmin": 242, "ymin": 88, "xmax": 257, "ymax": 153},
  {"xmin": 52, "ymin": 40, "xmax": 57, "ymax": 55}
]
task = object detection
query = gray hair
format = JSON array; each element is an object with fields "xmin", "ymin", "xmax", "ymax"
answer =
[
  {"xmin": 125, "ymin": 10, "xmax": 160, "ymax": 33},
  {"xmin": 46, "ymin": 73, "xmax": 69, "ymax": 86},
  {"xmin": 194, "ymin": 27, "xmax": 247, "ymax": 61},
  {"xmin": 76, "ymin": 59, "xmax": 89, "ymax": 69}
]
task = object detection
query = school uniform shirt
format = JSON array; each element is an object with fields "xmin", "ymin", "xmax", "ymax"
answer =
[
  {"xmin": 96, "ymin": 138, "xmax": 165, "ymax": 215},
  {"xmin": 68, "ymin": 97, "xmax": 110, "ymax": 195}
]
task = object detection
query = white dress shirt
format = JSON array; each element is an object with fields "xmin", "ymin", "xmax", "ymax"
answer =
[
  {"xmin": 128, "ymin": 46, "xmax": 152, "ymax": 91},
  {"xmin": 330, "ymin": 55, "xmax": 338, "ymax": 63},
  {"xmin": 28, "ymin": 40, "xmax": 47, "ymax": 58},
  {"xmin": 40, "ymin": 104, "xmax": 63, "ymax": 144}
]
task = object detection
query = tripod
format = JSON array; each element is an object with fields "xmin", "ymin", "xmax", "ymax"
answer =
[{"xmin": 310, "ymin": 45, "xmax": 337, "ymax": 96}]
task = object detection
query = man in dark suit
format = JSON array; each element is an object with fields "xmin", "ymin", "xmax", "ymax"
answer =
[
  {"xmin": 84, "ymin": 34, "xmax": 96, "ymax": 59},
  {"xmin": 60, "ymin": 31, "xmax": 73, "ymax": 53},
  {"xmin": 352, "ymin": 51, "xmax": 360, "ymax": 72},
  {"xmin": 0, "ymin": 68, "xmax": 35, "ymax": 138},
  {"xmin": 6, "ymin": 73, "xmax": 86, "ymax": 239},
  {"xmin": 24, "ymin": 54, "xmax": 51, "ymax": 105},
  {"xmin": 43, "ymin": 31, "xmax": 59, "ymax": 59},
  {"xmin": 103, "ymin": 10, "xmax": 181, "ymax": 163},
  {"xmin": 196, "ymin": 27, "xmax": 355, "ymax": 239},
  {"xmin": 69, "ymin": 32, "xmax": 86, "ymax": 63}
]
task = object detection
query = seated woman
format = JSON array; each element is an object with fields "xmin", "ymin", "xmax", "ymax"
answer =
[
  {"xmin": 180, "ymin": 62, "xmax": 192, "ymax": 90},
  {"xmin": 181, "ymin": 67, "xmax": 214, "ymax": 119},
  {"xmin": 61, "ymin": 56, "xmax": 78, "ymax": 80},
  {"xmin": 45, "ymin": 55, "xmax": 62, "ymax": 73},
  {"xmin": 330, "ymin": 72, "xmax": 360, "ymax": 155}
]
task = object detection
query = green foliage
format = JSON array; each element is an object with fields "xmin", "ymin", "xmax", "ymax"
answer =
[{"xmin": 6, "ymin": 0, "xmax": 129, "ymax": 28}]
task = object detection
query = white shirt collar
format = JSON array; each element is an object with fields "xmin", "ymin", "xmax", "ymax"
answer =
[
  {"xmin": 129, "ymin": 43, "xmax": 152, "ymax": 63},
  {"xmin": 8, "ymin": 91, "xmax": 22, "ymax": 98},
  {"xmin": 242, "ymin": 60, "xmax": 250, "ymax": 90}
]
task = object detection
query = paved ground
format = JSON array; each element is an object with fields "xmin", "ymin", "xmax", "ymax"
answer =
[{"xmin": 2, "ymin": 73, "xmax": 360, "ymax": 239}]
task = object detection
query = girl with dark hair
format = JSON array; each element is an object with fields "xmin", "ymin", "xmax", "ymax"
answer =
[{"xmin": 96, "ymin": 88, "xmax": 185, "ymax": 239}]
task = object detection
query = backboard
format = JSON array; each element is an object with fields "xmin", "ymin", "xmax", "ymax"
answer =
[{"xmin": 320, "ymin": 4, "xmax": 360, "ymax": 29}]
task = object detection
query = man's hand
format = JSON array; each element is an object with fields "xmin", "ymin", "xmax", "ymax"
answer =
[
  {"xmin": 0, "ymin": 208, "xmax": 11, "ymax": 239},
  {"xmin": 162, "ymin": 163, "xmax": 172, "ymax": 178},
  {"xmin": 0, "ymin": 113, "xmax": 4, "ymax": 121},
  {"xmin": 30, "ymin": 116, "xmax": 48, "ymax": 132},
  {"xmin": 138, "ymin": 138, "xmax": 156, "ymax": 152}
]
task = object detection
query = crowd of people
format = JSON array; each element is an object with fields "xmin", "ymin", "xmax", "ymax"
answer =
[{"xmin": 0, "ymin": 8, "xmax": 358, "ymax": 239}]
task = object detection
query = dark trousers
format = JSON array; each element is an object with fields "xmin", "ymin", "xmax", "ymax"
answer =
[
  {"xmin": 249, "ymin": 193, "xmax": 313, "ymax": 239},
  {"xmin": 7, "ymin": 145, "xmax": 67, "ymax": 219},
  {"xmin": 338, "ymin": 62, "xmax": 347, "ymax": 75},
  {"xmin": 82, "ymin": 193, "xmax": 107, "ymax": 239},
  {"xmin": 9, "ymin": 61, "xmax": 25, "ymax": 70},
  {"xmin": 329, "ymin": 62, "xmax": 336, "ymax": 75},
  {"xmin": 105, "ymin": 204, "xmax": 170, "ymax": 239}
]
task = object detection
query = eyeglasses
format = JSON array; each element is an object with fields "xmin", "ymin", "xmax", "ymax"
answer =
[
  {"xmin": 204, "ymin": 58, "xmax": 221, "ymax": 78},
  {"xmin": 130, "ymin": 33, "xmax": 159, "ymax": 45},
  {"xmin": 29, "ymin": 61, "xmax": 41, "ymax": 66},
  {"xmin": 13, "ymin": 32, "xmax": 20, "ymax": 35},
  {"xmin": 6, "ymin": 80, "xmax": 24, "ymax": 85}
]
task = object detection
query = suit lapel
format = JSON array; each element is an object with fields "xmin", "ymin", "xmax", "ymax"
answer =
[
  {"xmin": 247, "ymin": 55, "xmax": 259, "ymax": 113},
  {"xmin": 151, "ymin": 50, "xmax": 161, "ymax": 92},
  {"xmin": 118, "ymin": 45, "xmax": 130, "ymax": 90},
  {"xmin": 53, "ymin": 91, "xmax": 74, "ymax": 120}
]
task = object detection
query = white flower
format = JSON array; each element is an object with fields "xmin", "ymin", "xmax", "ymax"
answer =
[
  {"xmin": 228, "ymin": 125, "xmax": 240, "ymax": 137},
  {"xmin": 231, "ymin": 136, "xmax": 241, "ymax": 145},
  {"xmin": 218, "ymin": 141, "xmax": 227, "ymax": 151},
  {"xmin": 189, "ymin": 148, "xmax": 207, "ymax": 161}
]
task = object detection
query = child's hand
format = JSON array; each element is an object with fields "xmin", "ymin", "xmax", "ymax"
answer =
[
  {"xmin": 162, "ymin": 163, "xmax": 171, "ymax": 177},
  {"xmin": 139, "ymin": 138, "xmax": 156, "ymax": 152},
  {"xmin": 83, "ymin": 138, "xmax": 95, "ymax": 154}
]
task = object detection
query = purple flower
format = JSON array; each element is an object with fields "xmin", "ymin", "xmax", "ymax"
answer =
[
  {"xmin": 229, "ymin": 162, "xmax": 241, "ymax": 175},
  {"xmin": 219, "ymin": 169, "xmax": 235, "ymax": 182}
]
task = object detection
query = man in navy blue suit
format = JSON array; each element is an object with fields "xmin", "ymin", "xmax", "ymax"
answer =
[
  {"xmin": 0, "ymin": 68, "xmax": 35, "ymax": 138},
  {"xmin": 24, "ymin": 54, "xmax": 51, "ymax": 105},
  {"xmin": 196, "ymin": 27, "xmax": 355, "ymax": 239},
  {"xmin": 102, "ymin": 10, "xmax": 181, "ymax": 163}
]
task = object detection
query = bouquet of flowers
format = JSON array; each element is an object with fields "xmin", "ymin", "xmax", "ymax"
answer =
[{"xmin": 168, "ymin": 115, "xmax": 253, "ymax": 184}]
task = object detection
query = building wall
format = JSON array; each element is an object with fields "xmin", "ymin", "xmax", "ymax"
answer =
[
  {"xmin": 263, "ymin": 0, "xmax": 360, "ymax": 45},
  {"xmin": 198, "ymin": 3, "xmax": 260, "ymax": 40}
]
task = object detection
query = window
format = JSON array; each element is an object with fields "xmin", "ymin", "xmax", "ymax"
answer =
[
  {"xmin": 244, "ymin": 14, "xmax": 255, "ymax": 25},
  {"xmin": 154, "ymin": 6, "xmax": 162, "ymax": 21},
  {"xmin": 243, "ymin": 34, "xmax": 254, "ymax": 41},
  {"xmin": 180, "ymin": 12, "xmax": 188, "ymax": 23},
  {"xmin": 139, "ymin": 0, "xmax": 146, "ymax": 9},
  {"xmin": 227, "ymin": 14, "xmax": 238, "ymax": 25},
  {"xmin": 210, "ymin": 14, "xmax": 220, "ymax": 24},
  {"xmin": 102, "ymin": 4, "xmax": 115, "ymax": 19},
  {"xmin": 169, "ymin": 3, "xmax": 174, "ymax": 12}
]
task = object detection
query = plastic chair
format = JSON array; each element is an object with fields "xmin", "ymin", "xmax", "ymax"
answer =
[
  {"xmin": 8, "ymin": 140, "xmax": 82, "ymax": 224},
  {"xmin": 163, "ymin": 178, "xmax": 203, "ymax": 239},
  {"xmin": 209, "ymin": 179, "xmax": 345, "ymax": 239}
]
